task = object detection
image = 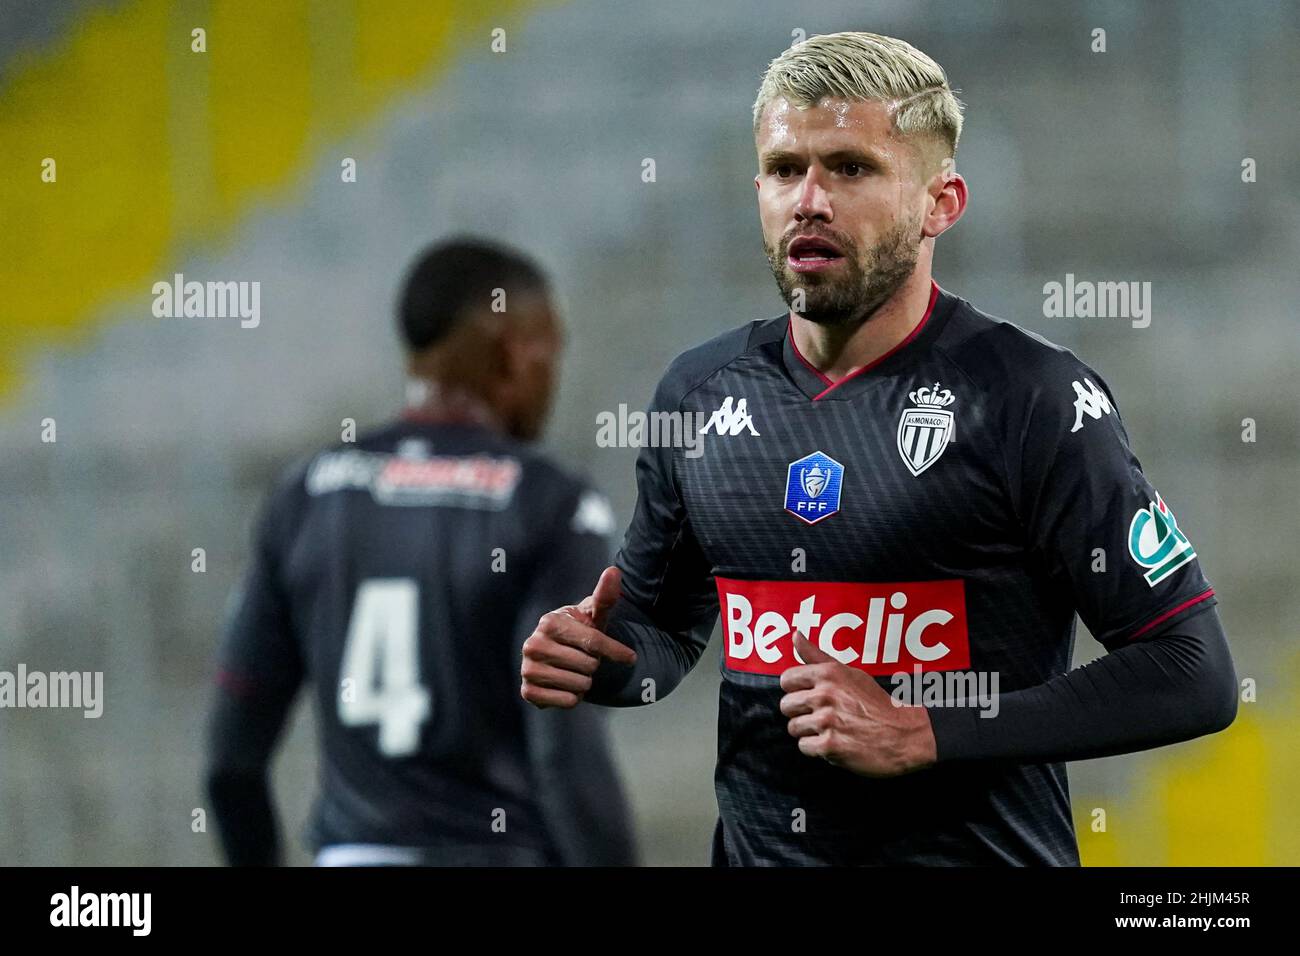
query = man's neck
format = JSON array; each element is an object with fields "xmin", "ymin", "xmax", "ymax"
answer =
[
  {"xmin": 402, "ymin": 377, "xmax": 501, "ymax": 429},
  {"xmin": 789, "ymin": 266, "xmax": 935, "ymax": 382}
]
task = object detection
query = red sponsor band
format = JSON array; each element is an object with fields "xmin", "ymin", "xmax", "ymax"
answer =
[
  {"xmin": 378, "ymin": 455, "xmax": 520, "ymax": 493},
  {"xmin": 716, "ymin": 576, "xmax": 970, "ymax": 676}
]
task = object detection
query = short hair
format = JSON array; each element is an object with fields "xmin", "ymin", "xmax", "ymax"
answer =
[
  {"xmin": 397, "ymin": 237, "xmax": 548, "ymax": 351},
  {"xmin": 752, "ymin": 31, "xmax": 964, "ymax": 160}
]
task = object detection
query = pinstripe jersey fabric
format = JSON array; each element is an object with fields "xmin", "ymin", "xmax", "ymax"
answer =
[{"xmin": 611, "ymin": 281, "xmax": 1217, "ymax": 865}]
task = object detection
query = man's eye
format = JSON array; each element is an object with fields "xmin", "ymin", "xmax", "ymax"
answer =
[
  {"xmin": 774, "ymin": 165, "xmax": 795, "ymax": 178},
  {"xmin": 842, "ymin": 162, "xmax": 864, "ymax": 177}
]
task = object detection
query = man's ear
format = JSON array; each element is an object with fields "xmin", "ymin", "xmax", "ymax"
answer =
[
  {"xmin": 922, "ymin": 159, "xmax": 967, "ymax": 240},
  {"xmin": 465, "ymin": 310, "xmax": 509, "ymax": 374},
  {"xmin": 497, "ymin": 325, "xmax": 532, "ymax": 380}
]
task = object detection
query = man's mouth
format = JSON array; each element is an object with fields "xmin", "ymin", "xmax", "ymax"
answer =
[{"xmin": 786, "ymin": 235, "xmax": 844, "ymax": 273}]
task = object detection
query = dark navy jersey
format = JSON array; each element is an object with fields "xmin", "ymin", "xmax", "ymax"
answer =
[
  {"xmin": 593, "ymin": 282, "xmax": 1220, "ymax": 866},
  {"xmin": 213, "ymin": 417, "xmax": 636, "ymax": 865}
]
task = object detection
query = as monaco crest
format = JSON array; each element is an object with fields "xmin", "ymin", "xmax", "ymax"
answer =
[{"xmin": 897, "ymin": 383, "xmax": 956, "ymax": 477}]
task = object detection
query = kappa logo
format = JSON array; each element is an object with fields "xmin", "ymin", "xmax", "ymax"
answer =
[
  {"xmin": 699, "ymin": 396, "xmax": 760, "ymax": 437},
  {"xmin": 897, "ymin": 383, "xmax": 956, "ymax": 477},
  {"xmin": 784, "ymin": 451, "xmax": 844, "ymax": 524},
  {"xmin": 1070, "ymin": 378, "xmax": 1113, "ymax": 433},
  {"xmin": 1128, "ymin": 490, "xmax": 1197, "ymax": 586}
]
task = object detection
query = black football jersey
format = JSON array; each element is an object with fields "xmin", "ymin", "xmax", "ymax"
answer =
[
  {"xmin": 606, "ymin": 282, "xmax": 1216, "ymax": 865},
  {"xmin": 216, "ymin": 417, "xmax": 628, "ymax": 861}
]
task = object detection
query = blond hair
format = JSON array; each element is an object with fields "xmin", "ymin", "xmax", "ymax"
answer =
[{"xmin": 753, "ymin": 32, "xmax": 964, "ymax": 160}]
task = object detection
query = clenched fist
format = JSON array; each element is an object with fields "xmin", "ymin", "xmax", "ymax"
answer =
[
  {"xmin": 521, "ymin": 566, "xmax": 638, "ymax": 708},
  {"xmin": 779, "ymin": 632, "xmax": 937, "ymax": 777}
]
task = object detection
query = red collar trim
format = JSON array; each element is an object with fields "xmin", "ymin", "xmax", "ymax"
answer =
[
  {"xmin": 788, "ymin": 327, "xmax": 836, "ymax": 387},
  {"xmin": 788, "ymin": 280, "xmax": 941, "ymax": 401}
]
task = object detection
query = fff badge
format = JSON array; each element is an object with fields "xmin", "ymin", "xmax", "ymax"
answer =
[{"xmin": 785, "ymin": 451, "xmax": 844, "ymax": 525}]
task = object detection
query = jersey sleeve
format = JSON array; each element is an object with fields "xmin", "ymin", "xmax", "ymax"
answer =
[
  {"xmin": 616, "ymin": 374, "xmax": 719, "ymax": 633},
  {"xmin": 515, "ymin": 480, "xmax": 639, "ymax": 866},
  {"xmin": 206, "ymin": 472, "xmax": 307, "ymax": 865},
  {"xmin": 928, "ymin": 600, "xmax": 1238, "ymax": 764},
  {"xmin": 588, "ymin": 370, "xmax": 719, "ymax": 705},
  {"xmin": 1009, "ymin": 358, "xmax": 1216, "ymax": 649},
  {"xmin": 215, "ymin": 474, "xmax": 307, "ymax": 697}
]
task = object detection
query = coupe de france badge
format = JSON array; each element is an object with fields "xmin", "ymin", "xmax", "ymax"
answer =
[
  {"xmin": 897, "ymin": 383, "xmax": 956, "ymax": 477},
  {"xmin": 785, "ymin": 451, "xmax": 844, "ymax": 525},
  {"xmin": 1128, "ymin": 490, "xmax": 1197, "ymax": 586}
]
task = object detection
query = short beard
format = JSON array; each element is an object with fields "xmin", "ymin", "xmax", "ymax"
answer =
[{"xmin": 765, "ymin": 215, "xmax": 921, "ymax": 327}]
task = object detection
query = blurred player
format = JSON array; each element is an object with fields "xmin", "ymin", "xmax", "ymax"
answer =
[
  {"xmin": 206, "ymin": 238, "xmax": 637, "ymax": 866},
  {"xmin": 520, "ymin": 32, "xmax": 1237, "ymax": 865}
]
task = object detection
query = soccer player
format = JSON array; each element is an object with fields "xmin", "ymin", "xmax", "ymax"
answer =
[
  {"xmin": 206, "ymin": 238, "xmax": 638, "ymax": 866},
  {"xmin": 520, "ymin": 32, "xmax": 1237, "ymax": 865}
]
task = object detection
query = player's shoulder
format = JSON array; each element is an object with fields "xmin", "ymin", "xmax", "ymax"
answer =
[
  {"xmin": 515, "ymin": 443, "xmax": 603, "ymax": 504},
  {"xmin": 654, "ymin": 315, "xmax": 786, "ymax": 409},
  {"xmin": 248, "ymin": 446, "xmax": 318, "ymax": 542},
  {"xmin": 367, "ymin": 420, "xmax": 597, "ymax": 503},
  {"xmin": 934, "ymin": 289, "xmax": 1113, "ymax": 400},
  {"xmin": 272, "ymin": 420, "xmax": 584, "ymax": 497},
  {"xmin": 504, "ymin": 444, "xmax": 617, "ymax": 538},
  {"xmin": 282, "ymin": 421, "xmax": 611, "ymax": 532}
]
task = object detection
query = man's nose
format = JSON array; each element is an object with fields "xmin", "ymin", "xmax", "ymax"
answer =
[{"xmin": 793, "ymin": 167, "xmax": 833, "ymax": 222}]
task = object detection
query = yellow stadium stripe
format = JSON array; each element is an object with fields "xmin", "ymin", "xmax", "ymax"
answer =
[
  {"xmin": 1078, "ymin": 677, "xmax": 1294, "ymax": 866},
  {"xmin": 1161, "ymin": 714, "xmax": 1268, "ymax": 865},
  {"xmin": 0, "ymin": 0, "xmax": 535, "ymax": 399}
]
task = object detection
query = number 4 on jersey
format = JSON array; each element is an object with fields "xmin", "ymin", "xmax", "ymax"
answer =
[{"xmin": 338, "ymin": 579, "xmax": 431, "ymax": 757}]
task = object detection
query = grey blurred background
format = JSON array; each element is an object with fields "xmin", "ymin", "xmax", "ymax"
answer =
[{"xmin": 1, "ymin": 0, "xmax": 1297, "ymax": 865}]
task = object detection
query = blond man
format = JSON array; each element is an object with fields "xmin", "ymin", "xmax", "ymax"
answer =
[{"xmin": 522, "ymin": 32, "xmax": 1234, "ymax": 866}]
